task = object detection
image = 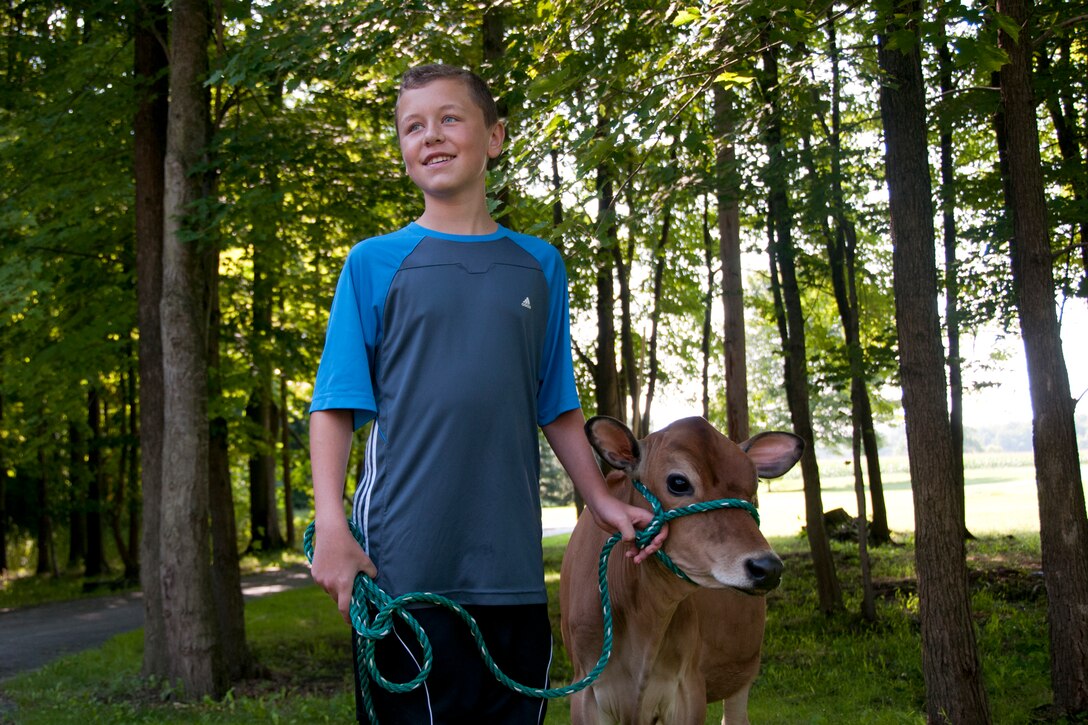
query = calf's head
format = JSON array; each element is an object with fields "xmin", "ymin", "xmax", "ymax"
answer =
[{"xmin": 586, "ymin": 415, "xmax": 803, "ymax": 594}]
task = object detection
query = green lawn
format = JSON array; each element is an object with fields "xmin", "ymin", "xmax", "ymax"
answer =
[
  {"xmin": 3, "ymin": 453, "xmax": 1082, "ymax": 722},
  {"xmin": 0, "ymin": 531, "xmax": 1062, "ymax": 724}
]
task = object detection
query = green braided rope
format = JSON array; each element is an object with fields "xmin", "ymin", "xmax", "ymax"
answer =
[
  {"xmin": 629, "ymin": 480, "xmax": 760, "ymax": 584},
  {"xmin": 302, "ymin": 481, "xmax": 759, "ymax": 723}
]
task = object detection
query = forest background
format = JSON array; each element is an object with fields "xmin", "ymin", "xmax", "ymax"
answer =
[{"xmin": 1, "ymin": 0, "xmax": 1087, "ymax": 720}]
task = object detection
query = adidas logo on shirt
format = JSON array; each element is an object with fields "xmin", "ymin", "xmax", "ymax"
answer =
[{"xmin": 521, "ymin": 297, "xmax": 532, "ymax": 310}]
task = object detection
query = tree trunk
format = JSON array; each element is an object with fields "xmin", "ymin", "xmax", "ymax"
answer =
[
  {"xmin": 246, "ymin": 389, "xmax": 281, "ymax": 550},
  {"xmin": 593, "ymin": 270, "xmax": 621, "ymax": 422},
  {"xmin": 825, "ymin": 12, "xmax": 890, "ymax": 544},
  {"xmin": 247, "ymin": 107, "xmax": 283, "ymax": 552},
  {"xmin": 615, "ymin": 239, "xmax": 640, "ymax": 435},
  {"xmin": 134, "ymin": 0, "xmax": 170, "ymax": 679},
  {"xmin": 84, "ymin": 388, "xmax": 106, "ymax": 578},
  {"xmin": 640, "ymin": 196, "xmax": 670, "ymax": 436},
  {"xmin": 36, "ymin": 446, "xmax": 56, "ymax": 577},
  {"xmin": 852, "ymin": 418, "xmax": 876, "ymax": 621},
  {"xmin": 799, "ymin": 117, "xmax": 878, "ymax": 610},
  {"xmin": 0, "ymin": 391, "xmax": 7, "ymax": 574},
  {"xmin": 280, "ymin": 374, "xmax": 294, "ymax": 546},
  {"xmin": 701, "ymin": 201, "xmax": 714, "ymax": 420},
  {"xmin": 594, "ymin": 158, "xmax": 623, "ymax": 424},
  {"xmin": 159, "ymin": 0, "xmax": 225, "ymax": 698},
  {"xmin": 110, "ymin": 362, "xmax": 139, "ymax": 581},
  {"xmin": 997, "ymin": 0, "xmax": 1088, "ymax": 712},
  {"xmin": 761, "ymin": 36, "xmax": 841, "ymax": 614},
  {"xmin": 209, "ymin": 256, "xmax": 253, "ymax": 681},
  {"xmin": 937, "ymin": 27, "xmax": 972, "ymax": 543},
  {"xmin": 877, "ymin": 4, "xmax": 991, "ymax": 720},
  {"xmin": 67, "ymin": 421, "xmax": 86, "ymax": 569},
  {"xmin": 551, "ymin": 149, "xmax": 563, "ymax": 238},
  {"xmin": 713, "ymin": 83, "xmax": 749, "ymax": 443}
]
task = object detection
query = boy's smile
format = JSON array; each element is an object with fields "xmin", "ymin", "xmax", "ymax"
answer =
[{"xmin": 396, "ymin": 79, "xmax": 504, "ymax": 205}]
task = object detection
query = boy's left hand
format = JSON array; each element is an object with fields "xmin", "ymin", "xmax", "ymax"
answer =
[{"xmin": 588, "ymin": 495, "xmax": 669, "ymax": 565}]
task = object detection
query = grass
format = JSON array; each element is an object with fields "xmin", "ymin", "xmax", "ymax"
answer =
[{"xmin": 0, "ymin": 531, "xmax": 1067, "ymax": 724}]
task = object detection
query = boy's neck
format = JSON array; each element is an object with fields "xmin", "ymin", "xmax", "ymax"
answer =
[{"xmin": 416, "ymin": 198, "xmax": 499, "ymax": 236}]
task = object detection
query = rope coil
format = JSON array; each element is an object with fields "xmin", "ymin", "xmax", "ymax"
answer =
[{"xmin": 303, "ymin": 481, "xmax": 760, "ymax": 723}]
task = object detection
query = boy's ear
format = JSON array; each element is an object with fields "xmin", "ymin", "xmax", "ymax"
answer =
[{"xmin": 487, "ymin": 121, "xmax": 505, "ymax": 159}]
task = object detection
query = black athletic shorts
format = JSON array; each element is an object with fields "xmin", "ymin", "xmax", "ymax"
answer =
[{"xmin": 352, "ymin": 603, "xmax": 552, "ymax": 725}]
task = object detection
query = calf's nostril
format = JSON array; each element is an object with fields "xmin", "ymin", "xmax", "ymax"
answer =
[{"xmin": 745, "ymin": 553, "xmax": 784, "ymax": 589}]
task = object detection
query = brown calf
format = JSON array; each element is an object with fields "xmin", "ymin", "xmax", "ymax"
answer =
[{"xmin": 560, "ymin": 416, "xmax": 803, "ymax": 725}]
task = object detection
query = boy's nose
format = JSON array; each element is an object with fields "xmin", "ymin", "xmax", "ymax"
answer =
[{"xmin": 425, "ymin": 126, "xmax": 444, "ymax": 144}]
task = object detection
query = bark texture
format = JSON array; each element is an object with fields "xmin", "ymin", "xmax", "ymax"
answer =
[
  {"xmin": 997, "ymin": 0, "xmax": 1088, "ymax": 712},
  {"xmin": 877, "ymin": 4, "xmax": 990, "ymax": 721},
  {"xmin": 159, "ymin": 0, "xmax": 225, "ymax": 698},
  {"xmin": 134, "ymin": 0, "xmax": 169, "ymax": 679}
]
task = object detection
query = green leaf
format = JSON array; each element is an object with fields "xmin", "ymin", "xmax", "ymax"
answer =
[
  {"xmin": 714, "ymin": 70, "xmax": 756, "ymax": 88},
  {"xmin": 885, "ymin": 28, "xmax": 918, "ymax": 53},
  {"xmin": 672, "ymin": 7, "xmax": 702, "ymax": 26},
  {"xmin": 954, "ymin": 36, "xmax": 1009, "ymax": 75},
  {"xmin": 992, "ymin": 11, "xmax": 1020, "ymax": 44}
]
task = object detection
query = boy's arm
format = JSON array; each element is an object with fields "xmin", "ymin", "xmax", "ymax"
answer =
[
  {"xmin": 542, "ymin": 408, "xmax": 667, "ymax": 564},
  {"xmin": 309, "ymin": 409, "xmax": 377, "ymax": 623}
]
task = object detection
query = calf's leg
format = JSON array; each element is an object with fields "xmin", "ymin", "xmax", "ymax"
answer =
[{"xmin": 721, "ymin": 685, "xmax": 751, "ymax": 725}]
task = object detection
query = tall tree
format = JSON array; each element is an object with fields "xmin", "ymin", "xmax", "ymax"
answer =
[
  {"xmin": 700, "ymin": 200, "xmax": 716, "ymax": 421},
  {"xmin": 279, "ymin": 374, "xmax": 295, "ymax": 546},
  {"xmin": 996, "ymin": 0, "xmax": 1088, "ymax": 712},
  {"xmin": 936, "ymin": 18, "xmax": 970, "ymax": 539},
  {"xmin": 158, "ymin": 0, "xmax": 226, "ymax": 697},
  {"xmin": 823, "ymin": 9, "xmax": 890, "ymax": 545},
  {"xmin": 639, "ymin": 191, "xmax": 671, "ymax": 438},
  {"xmin": 66, "ymin": 419, "xmax": 86, "ymax": 569},
  {"xmin": 208, "ymin": 239, "xmax": 253, "ymax": 681},
  {"xmin": 877, "ymin": 2, "xmax": 990, "ymax": 720},
  {"xmin": 760, "ymin": 32, "xmax": 841, "ymax": 614},
  {"xmin": 36, "ymin": 444, "xmax": 57, "ymax": 577},
  {"xmin": 714, "ymin": 83, "xmax": 750, "ymax": 444},
  {"xmin": 0, "ymin": 390, "xmax": 7, "ymax": 574},
  {"xmin": 134, "ymin": 0, "xmax": 170, "ymax": 679},
  {"xmin": 246, "ymin": 174, "xmax": 284, "ymax": 553},
  {"xmin": 111, "ymin": 359, "xmax": 140, "ymax": 581},
  {"xmin": 593, "ymin": 126, "xmax": 623, "ymax": 424},
  {"xmin": 84, "ymin": 387, "xmax": 106, "ymax": 577}
]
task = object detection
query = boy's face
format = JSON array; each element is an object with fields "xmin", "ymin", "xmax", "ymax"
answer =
[{"xmin": 396, "ymin": 78, "xmax": 504, "ymax": 203}]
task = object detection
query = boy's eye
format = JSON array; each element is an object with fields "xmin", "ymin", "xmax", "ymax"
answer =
[
  {"xmin": 442, "ymin": 115, "xmax": 458, "ymax": 123},
  {"xmin": 407, "ymin": 122, "xmax": 423, "ymax": 133}
]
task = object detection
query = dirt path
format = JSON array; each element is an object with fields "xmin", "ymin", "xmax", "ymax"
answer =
[{"xmin": 0, "ymin": 566, "xmax": 315, "ymax": 683}]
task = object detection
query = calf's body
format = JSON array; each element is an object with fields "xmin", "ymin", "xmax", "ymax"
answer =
[{"xmin": 559, "ymin": 416, "xmax": 802, "ymax": 725}]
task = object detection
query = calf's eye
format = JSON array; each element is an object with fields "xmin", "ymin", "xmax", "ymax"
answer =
[{"xmin": 666, "ymin": 474, "xmax": 694, "ymax": 496}]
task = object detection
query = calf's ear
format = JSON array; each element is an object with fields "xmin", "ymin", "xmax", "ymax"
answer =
[
  {"xmin": 741, "ymin": 432, "xmax": 805, "ymax": 479},
  {"xmin": 585, "ymin": 415, "xmax": 641, "ymax": 472}
]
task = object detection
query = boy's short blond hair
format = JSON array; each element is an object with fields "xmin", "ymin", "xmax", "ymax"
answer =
[{"xmin": 395, "ymin": 64, "xmax": 500, "ymax": 130}]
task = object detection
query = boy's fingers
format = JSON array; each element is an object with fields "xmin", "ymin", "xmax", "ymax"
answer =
[
  {"xmin": 627, "ymin": 522, "xmax": 668, "ymax": 564},
  {"xmin": 337, "ymin": 590, "xmax": 352, "ymax": 623}
]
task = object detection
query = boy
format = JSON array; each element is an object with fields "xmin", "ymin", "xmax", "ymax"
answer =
[{"xmin": 309, "ymin": 64, "xmax": 664, "ymax": 724}]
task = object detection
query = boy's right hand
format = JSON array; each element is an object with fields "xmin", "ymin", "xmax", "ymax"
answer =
[{"xmin": 310, "ymin": 519, "xmax": 378, "ymax": 624}]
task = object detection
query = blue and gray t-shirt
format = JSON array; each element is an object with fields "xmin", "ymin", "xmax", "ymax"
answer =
[{"xmin": 310, "ymin": 222, "xmax": 580, "ymax": 605}]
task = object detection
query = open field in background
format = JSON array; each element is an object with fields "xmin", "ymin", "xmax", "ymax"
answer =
[{"xmin": 543, "ymin": 453, "xmax": 1088, "ymax": 538}]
